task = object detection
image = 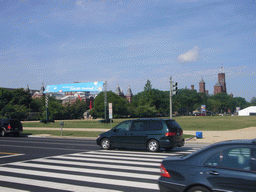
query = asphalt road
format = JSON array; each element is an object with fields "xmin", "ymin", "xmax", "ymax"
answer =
[
  {"xmin": 0, "ymin": 136, "xmax": 99, "ymax": 164},
  {"xmin": 0, "ymin": 136, "xmax": 208, "ymax": 192}
]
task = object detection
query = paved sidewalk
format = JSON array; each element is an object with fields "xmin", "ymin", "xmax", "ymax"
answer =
[{"xmin": 184, "ymin": 127, "xmax": 256, "ymax": 144}]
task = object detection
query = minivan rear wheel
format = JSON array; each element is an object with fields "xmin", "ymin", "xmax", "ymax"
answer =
[
  {"xmin": 147, "ymin": 139, "xmax": 159, "ymax": 152},
  {"xmin": 101, "ymin": 138, "xmax": 111, "ymax": 150}
]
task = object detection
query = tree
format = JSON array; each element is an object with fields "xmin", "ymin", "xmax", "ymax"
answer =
[
  {"xmin": 10, "ymin": 88, "xmax": 32, "ymax": 108},
  {"xmin": 211, "ymin": 93, "xmax": 234, "ymax": 113},
  {"xmin": 132, "ymin": 89, "xmax": 170, "ymax": 116},
  {"xmin": 0, "ymin": 88, "xmax": 12, "ymax": 110},
  {"xmin": 90, "ymin": 91, "xmax": 130, "ymax": 118},
  {"xmin": 64, "ymin": 99, "xmax": 89, "ymax": 119},
  {"xmin": 144, "ymin": 79, "xmax": 152, "ymax": 92},
  {"xmin": 173, "ymin": 89, "xmax": 202, "ymax": 115},
  {"xmin": 250, "ymin": 97, "xmax": 256, "ymax": 106},
  {"xmin": 232, "ymin": 97, "xmax": 249, "ymax": 110},
  {"xmin": 0, "ymin": 88, "xmax": 32, "ymax": 120}
]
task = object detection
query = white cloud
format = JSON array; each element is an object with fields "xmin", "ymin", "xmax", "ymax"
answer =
[{"xmin": 177, "ymin": 46, "xmax": 199, "ymax": 63}]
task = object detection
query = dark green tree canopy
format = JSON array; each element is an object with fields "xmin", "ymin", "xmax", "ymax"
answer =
[
  {"xmin": 90, "ymin": 91, "xmax": 130, "ymax": 118},
  {"xmin": 144, "ymin": 79, "xmax": 152, "ymax": 92}
]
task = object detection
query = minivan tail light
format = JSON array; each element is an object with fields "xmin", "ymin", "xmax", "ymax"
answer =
[
  {"xmin": 165, "ymin": 132, "xmax": 177, "ymax": 136},
  {"xmin": 160, "ymin": 164, "xmax": 171, "ymax": 178},
  {"xmin": 7, "ymin": 124, "xmax": 11, "ymax": 130}
]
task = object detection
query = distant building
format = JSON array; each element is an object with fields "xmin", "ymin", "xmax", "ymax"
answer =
[
  {"xmin": 115, "ymin": 84, "xmax": 133, "ymax": 103},
  {"xmin": 32, "ymin": 83, "xmax": 45, "ymax": 99},
  {"xmin": 199, "ymin": 77, "xmax": 206, "ymax": 94},
  {"xmin": 189, "ymin": 69, "xmax": 229, "ymax": 96},
  {"xmin": 238, "ymin": 106, "xmax": 256, "ymax": 116},
  {"xmin": 214, "ymin": 73, "xmax": 227, "ymax": 95}
]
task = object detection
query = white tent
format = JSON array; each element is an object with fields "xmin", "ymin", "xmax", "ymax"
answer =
[{"xmin": 238, "ymin": 106, "xmax": 256, "ymax": 116}]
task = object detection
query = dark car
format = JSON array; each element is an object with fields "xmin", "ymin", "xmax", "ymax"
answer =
[
  {"xmin": 158, "ymin": 139, "xmax": 256, "ymax": 192},
  {"xmin": 0, "ymin": 119, "xmax": 23, "ymax": 137},
  {"xmin": 96, "ymin": 118, "xmax": 184, "ymax": 152}
]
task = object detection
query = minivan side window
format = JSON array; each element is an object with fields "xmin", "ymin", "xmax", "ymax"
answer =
[
  {"xmin": 148, "ymin": 120, "xmax": 163, "ymax": 130},
  {"xmin": 130, "ymin": 121, "xmax": 147, "ymax": 131},
  {"xmin": 115, "ymin": 121, "xmax": 131, "ymax": 132}
]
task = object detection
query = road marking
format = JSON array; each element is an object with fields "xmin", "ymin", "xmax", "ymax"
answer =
[
  {"xmin": 0, "ymin": 175, "xmax": 120, "ymax": 192},
  {"xmin": 52, "ymin": 155, "xmax": 161, "ymax": 166},
  {"xmin": 86, "ymin": 150, "xmax": 171, "ymax": 158},
  {"xmin": 0, "ymin": 147, "xmax": 200, "ymax": 191},
  {"xmin": 69, "ymin": 153, "xmax": 164, "ymax": 162},
  {"xmin": 9, "ymin": 162, "xmax": 159, "ymax": 180},
  {"xmin": 0, "ymin": 167, "xmax": 159, "ymax": 190},
  {"xmin": 31, "ymin": 158, "xmax": 160, "ymax": 173},
  {"xmin": 0, "ymin": 152, "xmax": 24, "ymax": 159},
  {"xmin": 0, "ymin": 187, "xmax": 29, "ymax": 192}
]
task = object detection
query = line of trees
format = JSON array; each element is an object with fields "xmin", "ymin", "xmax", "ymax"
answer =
[
  {"xmin": 0, "ymin": 88, "xmax": 90, "ymax": 120},
  {"xmin": 0, "ymin": 80, "xmax": 255, "ymax": 120},
  {"xmin": 91, "ymin": 80, "xmax": 252, "ymax": 118}
]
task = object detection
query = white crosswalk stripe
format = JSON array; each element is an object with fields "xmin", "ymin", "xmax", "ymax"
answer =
[{"xmin": 0, "ymin": 148, "xmax": 199, "ymax": 192}]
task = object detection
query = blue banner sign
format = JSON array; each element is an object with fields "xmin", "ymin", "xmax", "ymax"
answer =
[
  {"xmin": 44, "ymin": 81, "xmax": 104, "ymax": 93},
  {"xmin": 201, "ymin": 105, "xmax": 206, "ymax": 112}
]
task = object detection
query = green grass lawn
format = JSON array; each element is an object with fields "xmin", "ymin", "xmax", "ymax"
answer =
[
  {"xmin": 22, "ymin": 116, "xmax": 256, "ymax": 131},
  {"xmin": 22, "ymin": 130, "xmax": 194, "ymax": 139},
  {"xmin": 22, "ymin": 130, "xmax": 103, "ymax": 137},
  {"xmin": 173, "ymin": 116, "xmax": 256, "ymax": 131}
]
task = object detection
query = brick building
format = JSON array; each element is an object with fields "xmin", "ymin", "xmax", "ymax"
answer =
[{"xmin": 115, "ymin": 84, "xmax": 133, "ymax": 103}]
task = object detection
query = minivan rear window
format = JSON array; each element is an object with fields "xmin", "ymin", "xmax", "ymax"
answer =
[{"xmin": 165, "ymin": 120, "xmax": 182, "ymax": 131}]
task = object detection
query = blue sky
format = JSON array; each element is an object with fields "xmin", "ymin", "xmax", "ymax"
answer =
[{"xmin": 0, "ymin": 0, "xmax": 255, "ymax": 101}]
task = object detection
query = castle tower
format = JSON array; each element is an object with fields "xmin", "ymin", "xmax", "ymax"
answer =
[
  {"xmin": 126, "ymin": 85, "xmax": 133, "ymax": 103},
  {"xmin": 115, "ymin": 84, "xmax": 124, "ymax": 97},
  {"xmin": 199, "ymin": 77, "xmax": 205, "ymax": 93},
  {"xmin": 214, "ymin": 82, "xmax": 222, "ymax": 95},
  {"xmin": 115, "ymin": 84, "xmax": 121, "ymax": 95},
  {"xmin": 39, "ymin": 83, "xmax": 45, "ymax": 96},
  {"xmin": 218, "ymin": 73, "xmax": 226, "ymax": 93}
]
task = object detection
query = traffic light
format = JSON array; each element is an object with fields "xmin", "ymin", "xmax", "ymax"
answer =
[{"xmin": 171, "ymin": 82, "xmax": 178, "ymax": 96}]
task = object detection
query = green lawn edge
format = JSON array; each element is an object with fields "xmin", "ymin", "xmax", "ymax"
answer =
[
  {"xmin": 22, "ymin": 130, "xmax": 194, "ymax": 139},
  {"xmin": 22, "ymin": 116, "xmax": 256, "ymax": 131}
]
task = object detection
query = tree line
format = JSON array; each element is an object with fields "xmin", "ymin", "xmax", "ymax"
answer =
[
  {"xmin": 91, "ymin": 80, "xmax": 253, "ymax": 118},
  {"xmin": 0, "ymin": 81, "xmax": 255, "ymax": 120},
  {"xmin": 0, "ymin": 88, "xmax": 89, "ymax": 120}
]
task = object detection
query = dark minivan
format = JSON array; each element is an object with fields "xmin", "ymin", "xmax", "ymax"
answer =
[
  {"xmin": 96, "ymin": 118, "xmax": 184, "ymax": 152},
  {"xmin": 0, "ymin": 119, "xmax": 23, "ymax": 137}
]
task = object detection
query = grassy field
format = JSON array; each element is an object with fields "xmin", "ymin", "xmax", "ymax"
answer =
[
  {"xmin": 22, "ymin": 130, "xmax": 103, "ymax": 138},
  {"xmin": 22, "ymin": 116, "xmax": 256, "ymax": 131},
  {"xmin": 22, "ymin": 130, "xmax": 194, "ymax": 139}
]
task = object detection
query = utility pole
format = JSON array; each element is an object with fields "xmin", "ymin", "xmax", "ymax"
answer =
[
  {"xmin": 104, "ymin": 81, "xmax": 107, "ymax": 121},
  {"xmin": 170, "ymin": 76, "xmax": 178, "ymax": 119},
  {"xmin": 45, "ymin": 95, "xmax": 48, "ymax": 123},
  {"xmin": 170, "ymin": 77, "xmax": 172, "ymax": 119}
]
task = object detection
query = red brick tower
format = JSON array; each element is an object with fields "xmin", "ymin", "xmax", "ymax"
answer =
[
  {"xmin": 218, "ymin": 73, "xmax": 226, "ymax": 93},
  {"xmin": 126, "ymin": 85, "xmax": 133, "ymax": 103},
  {"xmin": 214, "ymin": 82, "xmax": 222, "ymax": 95},
  {"xmin": 199, "ymin": 78, "xmax": 205, "ymax": 93}
]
